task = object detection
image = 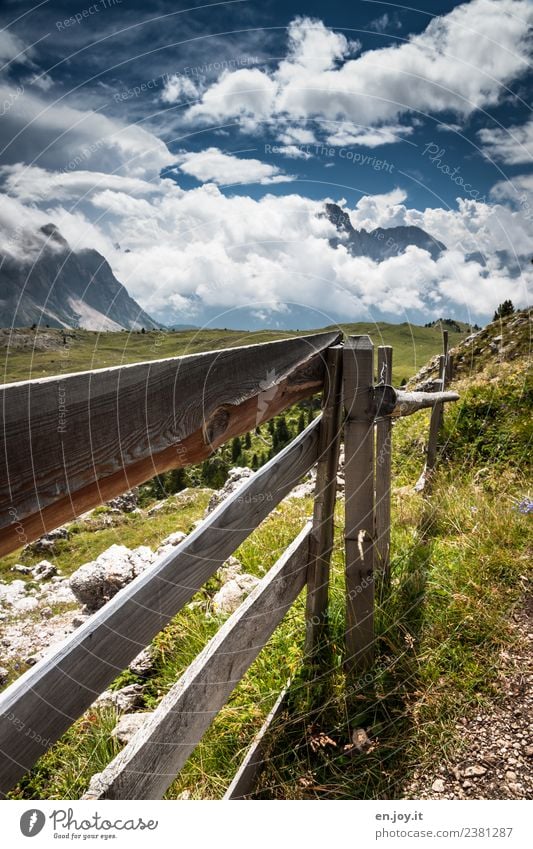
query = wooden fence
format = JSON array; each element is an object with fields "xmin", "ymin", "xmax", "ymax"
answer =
[{"xmin": 0, "ymin": 331, "xmax": 458, "ymax": 799}]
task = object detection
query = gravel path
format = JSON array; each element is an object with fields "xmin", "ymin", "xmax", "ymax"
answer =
[{"xmin": 404, "ymin": 599, "xmax": 532, "ymax": 800}]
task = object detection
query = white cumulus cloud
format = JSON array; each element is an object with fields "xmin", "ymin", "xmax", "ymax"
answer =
[{"xmin": 173, "ymin": 147, "xmax": 295, "ymax": 185}]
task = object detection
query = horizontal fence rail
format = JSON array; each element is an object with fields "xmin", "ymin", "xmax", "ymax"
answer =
[
  {"xmin": 84, "ymin": 523, "xmax": 312, "ymax": 800},
  {"xmin": 0, "ymin": 331, "xmax": 340, "ymax": 556},
  {"xmin": 0, "ymin": 418, "xmax": 321, "ymax": 795},
  {"xmin": 0, "ymin": 328, "xmax": 461, "ymax": 799}
]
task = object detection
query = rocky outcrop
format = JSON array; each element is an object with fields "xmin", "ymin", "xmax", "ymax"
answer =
[
  {"xmin": 69, "ymin": 544, "xmax": 156, "ymax": 611},
  {"xmin": 205, "ymin": 467, "xmax": 255, "ymax": 514},
  {"xmin": 212, "ymin": 573, "xmax": 260, "ymax": 615}
]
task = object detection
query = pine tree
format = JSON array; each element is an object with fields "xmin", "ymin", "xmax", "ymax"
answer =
[
  {"xmin": 297, "ymin": 411, "xmax": 306, "ymax": 433},
  {"xmin": 493, "ymin": 300, "xmax": 514, "ymax": 321},
  {"xmin": 244, "ymin": 432, "xmax": 252, "ymax": 449},
  {"xmin": 275, "ymin": 416, "xmax": 290, "ymax": 449},
  {"xmin": 231, "ymin": 436, "xmax": 242, "ymax": 463},
  {"xmin": 251, "ymin": 453, "xmax": 259, "ymax": 470}
]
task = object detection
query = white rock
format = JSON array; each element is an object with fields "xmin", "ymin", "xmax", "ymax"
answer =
[
  {"xmin": 69, "ymin": 545, "xmax": 156, "ymax": 611},
  {"xmin": 160, "ymin": 531, "xmax": 187, "ymax": 547},
  {"xmin": 32, "ymin": 560, "xmax": 58, "ymax": 581},
  {"xmin": 206, "ymin": 467, "xmax": 254, "ymax": 514},
  {"xmin": 156, "ymin": 530, "xmax": 187, "ymax": 556},
  {"xmin": 112, "ymin": 712, "xmax": 152, "ymax": 744},
  {"xmin": 463, "ymin": 764, "xmax": 487, "ymax": 778},
  {"xmin": 41, "ymin": 580, "xmax": 77, "ymax": 606},
  {"xmin": 129, "ymin": 647, "xmax": 156, "ymax": 676},
  {"xmin": 94, "ymin": 684, "xmax": 144, "ymax": 713},
  {"xmin": 432, "ymin": 778, "xmax": 445, "ymax": 793},
  {"xmin": 0, "ymin": 580, "xmax": 37, "ymax": 610},
  {"xmin": 212, "ymin": 574, "xmax": 260, "ymax": 615},
  {"xmin": 217, "ymin": 556, "xmax": 243, "ymax": 583}
]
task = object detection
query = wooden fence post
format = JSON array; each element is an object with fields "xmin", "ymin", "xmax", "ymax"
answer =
[
  {"xmin": 415, "ymin": 328, "xmax": 449, "ymax": 491},
  {"xmin": 343, "ymin": 336, "xmax": 375, "ymax": 674},
  {"xmin": 305, "ymin": 345, "xmax": 343, "ymax": 657},
  {"xmin": 375, "ymin": 346, "xmax": 393, "ymax": 598}
]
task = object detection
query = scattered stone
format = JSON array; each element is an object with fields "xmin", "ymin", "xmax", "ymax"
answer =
[
  {"xmin": 217, "ymin": 556, "xmax": 243, "ymax": 583},
  {"xmin": 32, "ymin": 560, "xmax": 58, "ymax": 581},
  {"xmin": 0, "ymin": 580, "xmax": 39, "ymax": 613},
  {"xmin": 505, "ymin": 770, "xmax": 517, "ymax": 781},
  {"xmin": 72, "ymin": 613, "xmax": 89, "ymax": 628},
  {"xmin": 177, "ymin": 790, "xmax": 191, "ymax": 800},
  {"xmin": 463, "ymin": 765, "xmax": 487, "ymax": 778},
  {"xmin": 285, "ymin": 472, "xmax": 316, "ymax": 500},
  {"xmin": 206, "ymin": 467, "xmax": 254, "ymax": 514},
  {"xmin": 69, "ymin": 545, "xmax": 156, "ymax": 611},
  {"xmin": 106, "ymin": 489, "xmax": 139, "ymax": 513},
  {"xmin": 156, "ymin": 531, "xmax": 187, "ymax": 557},
  {"xmin": 129, "ymin": 647, "xmax": 157, "ymax": 676},
  {"xmin": 40, "ymin": 607, "xmax": 53, "ymax": 619},
  {"xmin": 351, "ymin": 728, "xmax": 372, "ymax": 753},
  {"xmin": 0, "ymin": 667, "xmax": 8, "ymax": 685},
  {"xmin": 10, "ymin": 565, "xmax": 32, "ymax": 575},
  {"xmin": 95, "ymin": 684, "xmax": 145, "ymax": 713},
  {"xmin": 432, "ymin": 778, "xmax": 445, "ymax": 793},
  {"xmin": 147, "ymin": 501, "xmax": 167, "ymax": 516},
  {"xmin": 212, "ymin": 573, "xmax": 260, "ymax": 614},
  {"xmin": 112, "ymin": 712, "xmax": 152, "ymax": 744},
  {"xmin": 161, "ymin": 531, "xmax": 187, "ymax": 547},
  {"xmin": 41, "ymin": 579, "xmax": 77, "ymax": 606}
]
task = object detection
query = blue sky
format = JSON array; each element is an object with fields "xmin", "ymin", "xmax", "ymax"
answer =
[{"xmin": 0, "ymin": 0, "xmax": 531, "ymax": 328}]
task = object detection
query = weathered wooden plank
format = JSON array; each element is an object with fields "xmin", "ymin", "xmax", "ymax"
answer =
[
  {"xmin": 0, "ymin": 421, "xmax": 320, "ymax": 795},
  {"xmin": 343, "ymin": 336, "xmax": 375, "ymax": 674},
  {"xmin": 0, "ymin": 331, "xmax": 340, "ymax": 556},
  {"xmin": 415, "ymin": 352, "xmax": 447, "ymax": 492},
  {"xmin": 375, "ymin": 347, "xmax": 393, "ymax": 596},
  {"xmin": 305, "ymin": 345, "xmax": 343, "ymax": 656},
  {"xmin": 223, "ymin": 679, "xmax": 291, "ymax": 800},
  {"xmin": 374, "ymin": 385, "xmax": 459, "ymax": 417},
  {"xmin": 83, "ymin": 524, "xmax": 312, "ymax": 800}
]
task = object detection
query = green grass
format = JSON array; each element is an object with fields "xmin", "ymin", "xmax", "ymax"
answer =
[
  {"xmin": 2, "ymin": 317, "xmax": 530, "ymax": 801},
  {"xmin": 0, "ymin": 321, "xmax": 467, "ymax": 386},
  {"xmin": 0, "ymin": 489, "xmax": 212, "ymax": 582}
]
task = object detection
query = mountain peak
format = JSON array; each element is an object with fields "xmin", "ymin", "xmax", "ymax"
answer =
[
  {"xmin": 324, "ymin": 202, "xmax": 446, "ymax": 261},
  {"xmin": 39, "ymin": 223, "xmax": 70, "ymax": 250},
  {"xmin": 1, "ymin": 224, "xmax": 159, "ymax": 331}
]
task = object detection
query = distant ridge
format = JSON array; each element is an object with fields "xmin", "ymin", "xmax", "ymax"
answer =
[{"xmin": 0, "ymin": 223, "xmax": 159, "ymax": 331}]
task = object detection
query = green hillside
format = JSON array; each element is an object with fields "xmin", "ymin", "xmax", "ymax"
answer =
[
  {"xmin": 1, "ymin": 311, "xmax": 529, "ymax": 801},
  {"xmin": 0, "ymin": 320, "xmax": 468, "ymax": 386}
]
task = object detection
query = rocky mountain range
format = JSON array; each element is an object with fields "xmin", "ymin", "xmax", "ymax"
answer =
[
  {"xmin": 325, "ymin": 202, "xmax": 446, "ymax": 261},
  {"xmin": 0, "ymin": 223, "xmax": 158, "ymax": 331}
]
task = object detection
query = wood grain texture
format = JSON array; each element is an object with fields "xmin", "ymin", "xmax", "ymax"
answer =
[
  {"xmin": 0, "ymin": 422, "xmax": 320, "ymax": 796},
  {"xmin": 224, "ymin": 680, "xmax": 291, "ymax": 800},
  {"xmin": 305, "ymin": 345, "xmax": 343, "ymax": 656},
  {"xmin": 0, "ymin": 332, "xmax": 340, "ymax": 556},
  {"xmin": 343, "ymin": 336, "xmax": 375, "ymax": 674},
  {"xmin": 83, "ymin": 524, "xmax": 312, "ymax": 800},
  {"xmin": 415, "ymin": 352, "xmax": 448, "ymax": 492},
  {"xmin": 374, "ymin": 386, "xmax": 459, "ymax": 418},
  {"xmin": 375, "ymin": 347, "xmax": 393, "ymax": 596}
]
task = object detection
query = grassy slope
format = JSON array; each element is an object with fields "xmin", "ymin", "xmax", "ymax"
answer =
[
  {"xmin": 0, "ymin": 321, "xmax": 467, "ymax": 386},
  {"xmin": 3, "ymin": 312, "xmax": 531, "ymax": 800}
]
